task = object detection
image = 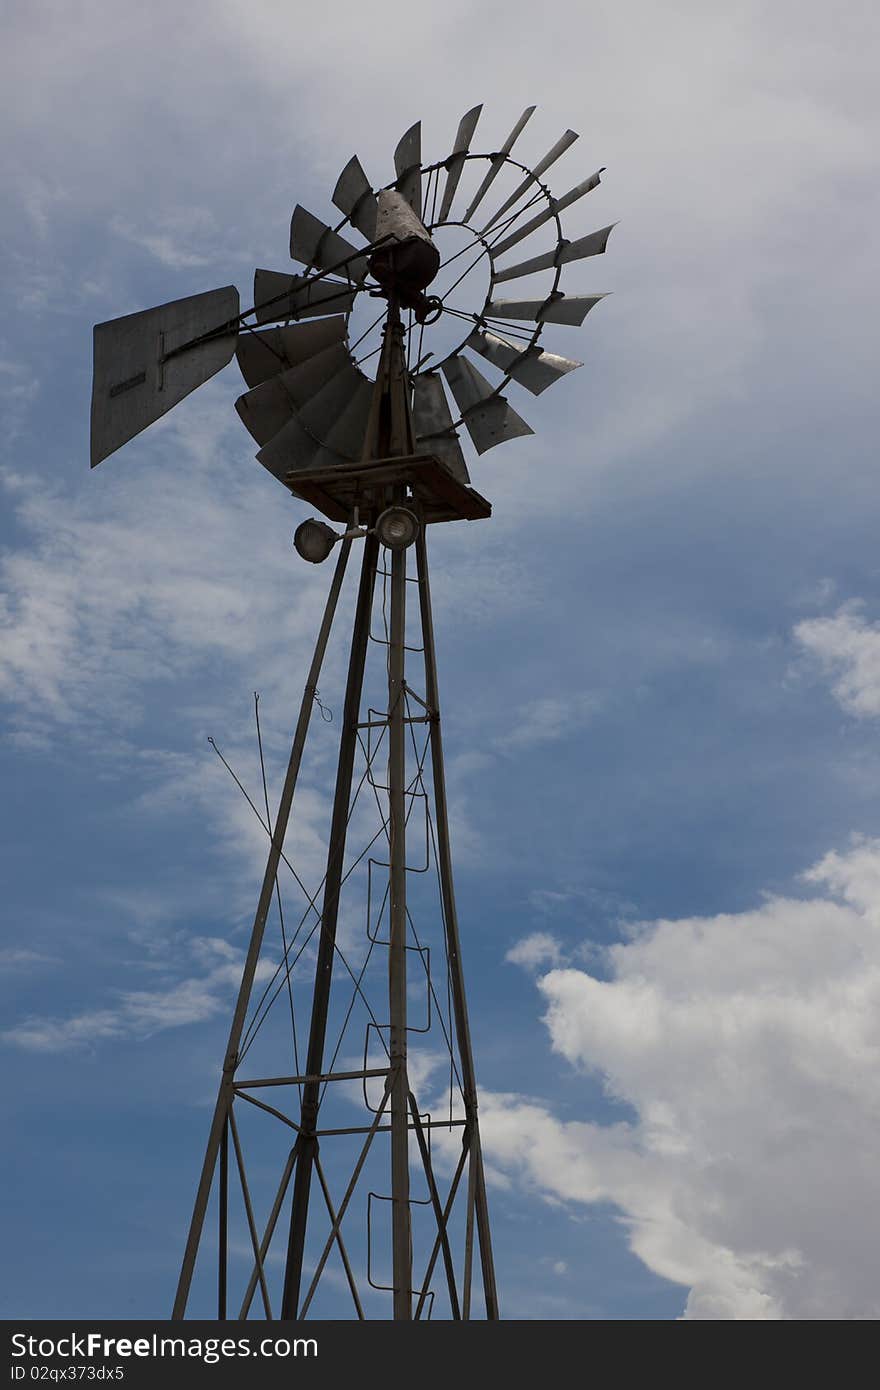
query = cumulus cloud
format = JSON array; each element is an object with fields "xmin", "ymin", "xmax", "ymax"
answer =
[
  {"xmin": 505, "ymin": 932, "xmax": 565, "ymax": 971},
  {"xmin": 794, "ymin": 603, "xmax": 880, "ymax": 717},
  {"xmin": 492, "ymin": 838, "xmax": 880, "ymax": 1319}
]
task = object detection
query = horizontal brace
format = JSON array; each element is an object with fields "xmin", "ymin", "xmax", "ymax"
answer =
[
  {"xmin": 234, "ymin": 1067, "xmax": 390, "ymax": 1090},
  {"xmin": 356, "ymin": 716, "xmax": 431, "ymax": 729},
  {"xmin": 315, "ymin": 1119, "xmax": 468, "ymax": 1138}
]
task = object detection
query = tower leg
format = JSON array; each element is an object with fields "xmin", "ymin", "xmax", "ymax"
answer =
[
  {"xmin": 388, "ymin": 526, "xmax": 412, "ymax": 1319},
  {"xmin": 415, "ymin": 529, "xmax": 499, "ymax": 1319},
  {"xmin": 281, "ymin": 533, "xmax": 380, "ymax": 1318},
  {"xmin": 172, "ymin": 537, "xmax": 352, "ymax": 1320}
]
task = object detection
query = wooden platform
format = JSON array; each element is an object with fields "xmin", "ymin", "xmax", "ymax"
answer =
[{"xmin": 283, "ymin": 452, "xmax": 492, "ymax": 526}]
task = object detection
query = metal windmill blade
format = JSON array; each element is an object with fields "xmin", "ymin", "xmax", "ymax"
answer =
[
  {"xmin": 253, "ymin": 269, "xmax": 357, "ymax": 324},
  {"xmin": 488, "ymin": 170, "xmax": 604, "ymax": 257},
  {"xmin": 236, "ymin": 340, "xmax": 370, "ymax": 450},
  {"xmin": 437, "ymin": 105, "xmax": 482, "ymax": 224},
  {"xmin": 463, "ymin": 106, "xmax": 536, "ymax": 222},
  {"xmin": 465, "ymin": 329, "xmax": 582, "ymax": 396},
  {"xmin": 235, "ymin": 342, "xmax": 351, "ymax": 446},
  {"xmin": 235, "ymin": 318, "xmax": 347, "ymax": 389},
  {"xmin": 492, "ymin": 223, "xmax": 616, "ymax": 284},
  {"xmin": 480, "ymin": 129, "xmax": 579, "ymax": 232},
  {"xmin": 256, "ymin": 413, "xmax": 350, "ymax": 482},
  {"xmin": 394, "ymin": 122, "xmax": 422, "ymax": 216},
  {"xmin": 486, "ymin": 291, "xmax": 608, "ymax": 326},
  {"xmin": 290, "ymin": 206, "xmax": 369, "ymax": 282},
  {"xmin": 441, "ymin": 355, "xmax": 533, "ymax": 455},
  {"xmin": 412, "ymin": 371, "xmax": 470, "ymax": 481},
  {"xmin": 332, "ymin": 155, "xmax": 379, "ymax": 240}
]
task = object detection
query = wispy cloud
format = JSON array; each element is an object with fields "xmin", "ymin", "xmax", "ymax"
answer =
[
  {"xmin": 495, "ymin": 692, "xmax": 603, "ymax": 753},
  {"xmin": 0, "ymin": 948, "xmax": 60, "ymax": 973},
  {"xmin": 109, "ymin": 212, "xmax": 218, "ymax": 270},
  {"xmin": 1, "ymin": 935, "xmax": 272, "ymax": 1053}
]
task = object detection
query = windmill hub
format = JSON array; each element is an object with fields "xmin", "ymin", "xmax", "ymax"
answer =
[{"xmin": 368, "ymin": 188, "xmax": 441, "ymax": 319}]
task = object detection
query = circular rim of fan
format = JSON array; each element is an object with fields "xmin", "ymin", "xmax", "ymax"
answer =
[{"xmin": 237, "ymin": 106, "xmax": 614, "ymax": 471}]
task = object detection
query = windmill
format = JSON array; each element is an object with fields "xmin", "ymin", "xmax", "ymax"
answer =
[{"xmin": 91, "ymin": 104, "xmax": 613, "ymax": 1322}]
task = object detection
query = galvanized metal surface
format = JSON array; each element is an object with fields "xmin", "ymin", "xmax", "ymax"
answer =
[
  {"xmin": 487, "ymin": 291, "xmax": 607, "ymax": 326},
  {"xmin": 441, "ymin": 355, "xmax": 533, "ymax": 454},
  {"xmin": 481, "ymin": 129, "xmax": 579, "ymax": 231},
  {"xmin": 289, "ymin": 205, "xmax": 368, "ymax": 282},
  {"xmin": 388, "ymin": 532, "xmax": 412, "ymax": 1320},
  {"xmin": 437, "ymin": 104, "xmax": 482, "ymax": 224},
  {"xmin": 465, "ymin": 328, "xmax": 582, "ymax": 395},
  {"xmin": 412, "ymin": 371, "xmax": 470, "ymax": 482},
  {"xmin": 489, "ymin": 170, "xmax": 603, "ymax": 257},
  {"xmin": 292, "ymin": 362, "xmax": 370, "ymax": 457},
  {"xmin": 373, "ymin": 187, "xmax": 433, "ymax": 248},
  {"xmin": 253, "ymin": 268, "xmax": 356, "ymax": 324},
  {"xmin": 393, "ymin": 121, "xmax": 422, "ymax": 216},
  {"xmin": 255, "ymin": 413, "xmax": 348, "ymax": 478},
  {"xmin": 332, "ymin": 154, "xmax": 379, "ymax": 240},
  {"xmin": 235, "ymin": 318, "xmax": 347, "ymax": 389},
  {"xmin": 234, "ymin": 341, "xmax": 352, "ymax": 446},
  {"xmin": 91, "ymin": 286, "xmax": 239, "ymax": 466},
  {"xmin": 462, "ymin": 105, "xmax": 536, "ymax": 222},
  {"xmin": 491, "ymin": 222, "xmax": 614, "ymax": 283},
  {"xmin": 302, "ymin": 368, "xmax": 373, "ymax": 459}
]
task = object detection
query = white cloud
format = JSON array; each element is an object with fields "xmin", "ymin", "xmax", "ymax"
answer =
[
  {"xmin": 0, "ymin": 948, "xmax": 59, "ymax": 972},
  {"xmin": 1, "ymin": 935, "xmax": 274, "ymax": 1052},
  {"xmin": 505, "ymin": 933, "xmax": 565, "ymax": 971},
  {"xmin": 495, "ymin": 693, "xmax": 603, "ymax": 753},
  {"xmin": 794, "ymin": 603, "xmax": 880, "ymax": 717},
  {"xmin": 479, "ymin": 838, "xmax": 880, "ymax": 1319},
  {"xmin": 0, "ymin": 389, "xmax": 333, "ymax": 741}
]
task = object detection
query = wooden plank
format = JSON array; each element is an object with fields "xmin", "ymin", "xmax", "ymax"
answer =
[{"xmin": 282, "ymin": 452, "xmax": 491, "ymax": 525}]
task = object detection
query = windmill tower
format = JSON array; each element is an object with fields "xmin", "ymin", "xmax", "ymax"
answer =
[{"xmin": 90, "ymin": 105, "xmax": 613, "ymax": 1321}]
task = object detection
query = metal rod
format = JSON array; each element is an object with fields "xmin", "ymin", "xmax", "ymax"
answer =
[
  {"xmin": 415, "ymin": 1136, "xmax": 470, "ymax": 1320},
  {"xmin": 235, "ymin": 1067, "xmax": 389, "ymax": 1090},
  {"xmin": 298, "ymin": 1084, "xmax": 391, "ymax": 1318},
  {"xmin": 314, "ymin": 1153, "xmax": 365, "ymax": 1319},
  {"xmin": 160, "ymin": 235, "xmax": 396, "ymax": 361},
  {"xmin": 415, "ymin": 529, "xmax": 500, "ymax": 1319},
  {"xmin": 408, "ymin": 1094, "xmax": 460, "ymax": 1320},
  {"xmin": 315, "ymin": 1118, "xmax": 467, "ymax": 1137},
  {"xmin": 463, "ymin": 1139, "xmax": 477, "ymax": 1320},
  {"xmin": 218, "ymin": 1115, "xmax": 228, "ymax": 1320},
  {"xmin": 235, "ymin": 1088, "xmax": 302, "ymax": 1133},
  {"xmin": 388, "ymin": 527, "xmax": 412, "ymax": 1321},
  {"xmin": 281, "ymin": 533, "xmax": 380, "ymax": 1319},
  {"xmin": 239, "ymin": 1144, "xmax": 299, "ymax": 1320},
  {"xmin": 171, "ymin": 536, "xmax": 352, "ymax": 1320},
  {"xmin": 229, "ymin": 1106, "xmax": 273, "ymax": 1319}
]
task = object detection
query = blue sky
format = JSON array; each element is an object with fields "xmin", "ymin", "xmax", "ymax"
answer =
[{"xmin": 2, "ymin": 0, "xmax": 880, "ymax": 1320}]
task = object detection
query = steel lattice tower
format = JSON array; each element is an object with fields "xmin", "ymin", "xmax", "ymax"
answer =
[{"xmin": 90, "ymin": 105, "xmax": 612, "ymax": 1320}]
